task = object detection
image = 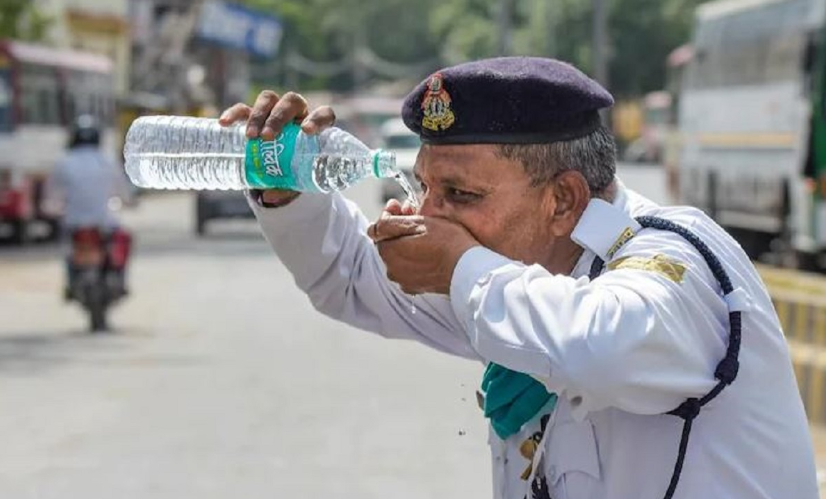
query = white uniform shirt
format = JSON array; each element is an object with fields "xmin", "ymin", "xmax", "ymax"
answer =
[
  {"xmin": 251, "ymin": 181, "xmax": 818, "ymax": 499},
  {"xmin": 44, "ymin": 145, "xmax": 129, "ymax": 230}
]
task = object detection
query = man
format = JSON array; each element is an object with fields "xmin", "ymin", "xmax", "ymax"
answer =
[
  {"xmin": 220, "ymin": 57, "xmax": 817, "ymax": 498},
  {"xmin": 44, "ymin": 114, "xmax": 132, "ymax": 232},
  {"xmin": 43, "ymin": 114, "xmax": 133, "ymax": 294}
]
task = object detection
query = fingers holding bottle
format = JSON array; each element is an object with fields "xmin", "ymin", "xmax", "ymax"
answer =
[
  {"xmin": 257, "ymin": 91, "xmax": 309, "ymax": 140},
  {"xmin": 218, "ymin": 102, "xmax": 252, "ymax": 127},
  {"xmin": 301, "ymin": 106, "xmax": 336, "ymax": 135},
  {"xmin": 218, "ymin": 90, "xmax": 338, "ymax": 140}
]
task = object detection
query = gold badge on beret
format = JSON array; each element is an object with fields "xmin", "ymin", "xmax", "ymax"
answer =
[{"xmin": 421, "ymin": 73, "xmax": 455, "ymax": 131}]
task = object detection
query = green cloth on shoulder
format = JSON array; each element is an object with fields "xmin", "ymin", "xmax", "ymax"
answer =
[{"xmin": 481, "ymin": 363, "xmax": 557, "ymax": 440}]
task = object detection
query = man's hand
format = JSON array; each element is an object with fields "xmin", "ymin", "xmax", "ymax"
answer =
[
  {"xmin": 217, "ymin": 90, "xmax": 336, "ymax": 204},
  {"xmin": 368, "ymin": 200, "xmax": 480, "ymax": 295}
]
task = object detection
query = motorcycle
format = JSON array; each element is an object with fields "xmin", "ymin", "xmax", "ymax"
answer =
[{"xmin": 68, "ymin": 227, "xmax": 131, "ymax": 332}]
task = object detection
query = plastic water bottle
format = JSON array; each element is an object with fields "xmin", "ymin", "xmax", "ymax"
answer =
[{"xmin": 123, "ymin": 115, "xmax": 401, "ymax": 193}]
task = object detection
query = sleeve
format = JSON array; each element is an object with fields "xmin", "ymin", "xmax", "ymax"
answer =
[
  {"xmin": 449, "ymin": 243, "xmax": 727, "ymax": 419},
  {"xmin": 102, "ymin": 153, "xmax": 134, "ymax": 204},
  {"xmin": 113, "ymin": 171, "xmax": 134, "ymax": 205},
  {"xmin": 251, "ymin": 192, "xmax": 481, "ymax": 361},
  {"xmin": 41, "ymin": 161, "xmax": 67, "ymax": 216}
]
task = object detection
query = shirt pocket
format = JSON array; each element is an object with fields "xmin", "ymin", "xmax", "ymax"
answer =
[{"xmin": 543, "ymin": 419, "xmax": 601, "ymax": 499}]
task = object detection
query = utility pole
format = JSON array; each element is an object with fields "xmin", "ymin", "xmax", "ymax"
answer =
[
  {"xmin": 530, "ymin": 0, "xmax": 554, "ymax": 57},
  {"xmin": 592, "ymin": 0, "xmax": 610, "ymax": 122},
  {"xmin": 592, "ymin": 0, "xmax": 609, "ymax": 86},
  {"xmin": 351, "ymin": 0, "xmax": 368, "ymax": 91},
  {"xmin": 546, "ymin": 0, "xmax": 557, "ymax": 57},
  {"xmin": 353, "ymin": 27, "xmax": 368, "ymax": 90},
  {"xmin": 498, "ymin": 0, "xmax": 514, "ymax": 56}
]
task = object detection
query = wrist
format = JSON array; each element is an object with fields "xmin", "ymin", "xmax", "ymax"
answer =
[
  {"xmin": 440, "ymin": 242, "xmax": 481, "ymax": 295},
  {"xmin": 449, "ymin": 246, "xmax": 514, "ymax": 313},
  {"xmin": 251, "ymin": 189, "xmax": 301, "ymax": 208}
]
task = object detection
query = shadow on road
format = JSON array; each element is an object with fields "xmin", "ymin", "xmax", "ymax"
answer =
[
  {"xmin": 0, "ymin": 330, "xmax": 123, "ymax": 374},
  {"xmin": 0, "ymin": 224, "xmax": 270, "ymax": 261},
  {"xmin": 133, "ymin": 227, "xmax": 270, "ymax": 259},
  {"xmin": 0, "ymin": 327, "xmax": 205, "ymax": 376},
  {"xmin": 0, "ymin": 239, "xmax": 62, "ymax": 264}
]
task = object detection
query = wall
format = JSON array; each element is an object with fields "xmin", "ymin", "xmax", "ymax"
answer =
[{"xmin": 35, "ymin": 0, "xmax": 131, "ymax": 95}]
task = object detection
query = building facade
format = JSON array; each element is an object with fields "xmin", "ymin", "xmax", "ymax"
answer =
[
  {"xmin": 35, "ymin": 0, "xmax": 131, "ymax": 96},
  {"xmin": 127, "ymin": 0, "xmax": 282, "ymax": 115}
]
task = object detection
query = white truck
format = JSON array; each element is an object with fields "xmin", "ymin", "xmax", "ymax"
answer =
[{"xmin": 677, "ymin": 0, "xmax": 826, "ymax": 268}]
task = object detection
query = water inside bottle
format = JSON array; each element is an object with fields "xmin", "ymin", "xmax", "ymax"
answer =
[{"xmin": 310, "ymin": 155, "xmax": 357, "ymax": 192}]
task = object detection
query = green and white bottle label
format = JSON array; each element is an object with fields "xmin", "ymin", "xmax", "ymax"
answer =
[{"xmin": 244, "ymin": 123, "xmax": 301, "ymax": 189}]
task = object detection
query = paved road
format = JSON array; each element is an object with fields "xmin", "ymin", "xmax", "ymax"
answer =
[
  {"xmin": 0, "ymin": 178, "xmax": 489, "ymax": 499},
  {"xmin": 1, "ymin": 164, "xmax": 818, "ymax": 497}
]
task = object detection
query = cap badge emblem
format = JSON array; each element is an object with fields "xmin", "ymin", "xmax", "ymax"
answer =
[{"xmin": 421, "ymin": 73, "xmax": 455, "ymax": 131}]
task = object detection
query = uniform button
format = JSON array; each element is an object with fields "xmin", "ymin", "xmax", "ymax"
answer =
[{"xmin": 547, "ymin": 465, "xmax": 557, "ymax": 481}]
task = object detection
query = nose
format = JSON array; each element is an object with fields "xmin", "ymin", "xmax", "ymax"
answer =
[{"xmin": 418, "ymin": 191, "xmax": 446, "ymax": 218}]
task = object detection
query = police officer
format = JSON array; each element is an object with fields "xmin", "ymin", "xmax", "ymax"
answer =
[{"xmin": 220, "ymin": 57, "xmax": 818, "ymax": 499}]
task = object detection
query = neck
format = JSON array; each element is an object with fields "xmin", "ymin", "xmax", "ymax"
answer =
[
  {"xmin": 543, "ymin": 239, "xmax": 584, "ymax": 275},
  {"xmin": 596, "ymin": 179, "xmax": 618, "ymax": 203},
  {"xmin": 539, "ymin": 180, "xmax": 617, "ymax": 275}
]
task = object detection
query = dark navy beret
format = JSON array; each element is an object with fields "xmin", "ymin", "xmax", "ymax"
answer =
[{"xmin": 401, "ymin": 56, "xmax": 614, "ymax": 145}]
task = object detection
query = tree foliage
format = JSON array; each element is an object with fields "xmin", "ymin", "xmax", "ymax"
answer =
[
  {"xmin": 0, "ymin": 0, "xmax": 52, "ymax": 42},
  {"xmin": 241, "ymin": 0, "xmax": 705, "ymax": 98}
]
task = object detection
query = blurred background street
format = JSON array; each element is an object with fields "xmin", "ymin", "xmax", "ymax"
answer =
[
  {"xmin": 0, "ymin": 181, "xmax": 489, "ymax": 499},
  {"xmin": 0, "ymin": 166, "xmax": 663, "ymax": 499},
  {"xmin": 4, "ymin": 0, "xmax": 826, "ymax": 497}
]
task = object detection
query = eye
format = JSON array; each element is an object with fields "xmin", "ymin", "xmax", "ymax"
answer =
[
  {"xmin": 418, "ymin": 180, "xmax": 428, "ymax": 193},
  {"xmin": 446, "ymin": 188, "xmax": 480, "ymax": 204}
]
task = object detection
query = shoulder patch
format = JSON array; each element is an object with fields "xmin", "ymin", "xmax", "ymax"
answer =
[{"xmin": 606, "ymin": 254, "xmax": 687, "ymax": 283}]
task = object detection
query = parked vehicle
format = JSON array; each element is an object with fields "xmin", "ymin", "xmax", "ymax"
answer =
[
  {"xmin": 622, "ymin": 91, "xmax": 673, "ymax": 164},
  {"xmin": 194, "ymin": 190, "xmax": 255, "ymax": 236},
  {"xmin": 333, "ymin": 95, "xmax": 405, "ymax": 149},
  {"xmin": 677, "ymin": 0, "xmax": 826, "ymax": 268},
  {"xmin": 0, "ymin": 40, "xmax": 117, "ymax": 244}
]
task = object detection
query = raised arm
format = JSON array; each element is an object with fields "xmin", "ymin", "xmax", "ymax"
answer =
[
  {"xmin": 253, "ymin": 192, "xmax": 479, "ymax": 359},
  {"xmin": 220, "ymin": 90, "xmax": 479, "ymax": 361}
]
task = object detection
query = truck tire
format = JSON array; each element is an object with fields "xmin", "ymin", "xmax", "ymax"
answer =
[
  {"xmin": 196, "ymin": 213, "xmax": 207, "ymax": 236},
  {"xmin": 9, "ymin": 219, "xmax": 31, "ymax": 245},
  {"xmin": 795, "ymin": 251, "xmax": 820, "ymax": 272},
  {"xmin": 43, "ymin": 218, "xmax": 61, "ymax": 243},
  {"xmin": 195, "ymin": 196, "xmax": 209, "ymax": 236}
]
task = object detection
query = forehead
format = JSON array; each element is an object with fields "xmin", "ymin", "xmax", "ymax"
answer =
[{"xmin": 415, "ymin": 144, "xmax": 518, "ymax": 180}]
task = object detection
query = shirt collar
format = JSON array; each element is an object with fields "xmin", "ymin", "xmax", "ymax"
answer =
[{"xmin": 570, "ymin": 180, "xmax": 641, "ymax": 266}]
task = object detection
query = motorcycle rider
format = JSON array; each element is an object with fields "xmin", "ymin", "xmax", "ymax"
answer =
[{"xmin": 42, "ymin": 114, "xmax": 134, "ymax": 298}]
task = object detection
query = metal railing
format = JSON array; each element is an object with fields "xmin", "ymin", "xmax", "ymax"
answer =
[{"xmin": 760, "ymin": 264, "xmax": 826, "ymax": 425}]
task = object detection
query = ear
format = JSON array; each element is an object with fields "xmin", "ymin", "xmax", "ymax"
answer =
[{"xmin": 547, "ymin": 171, "xmax": 590, "ymax": 237}]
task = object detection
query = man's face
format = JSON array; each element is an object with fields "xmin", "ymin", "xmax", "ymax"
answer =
[{"xmin": 413, "ymin": 144, "xmax": 577, "ymax": 269}]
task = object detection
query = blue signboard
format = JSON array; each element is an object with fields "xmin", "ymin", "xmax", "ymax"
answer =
[{"xmin": 197, "ymin": 1, "xmax": 283, "ymax": 59}]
